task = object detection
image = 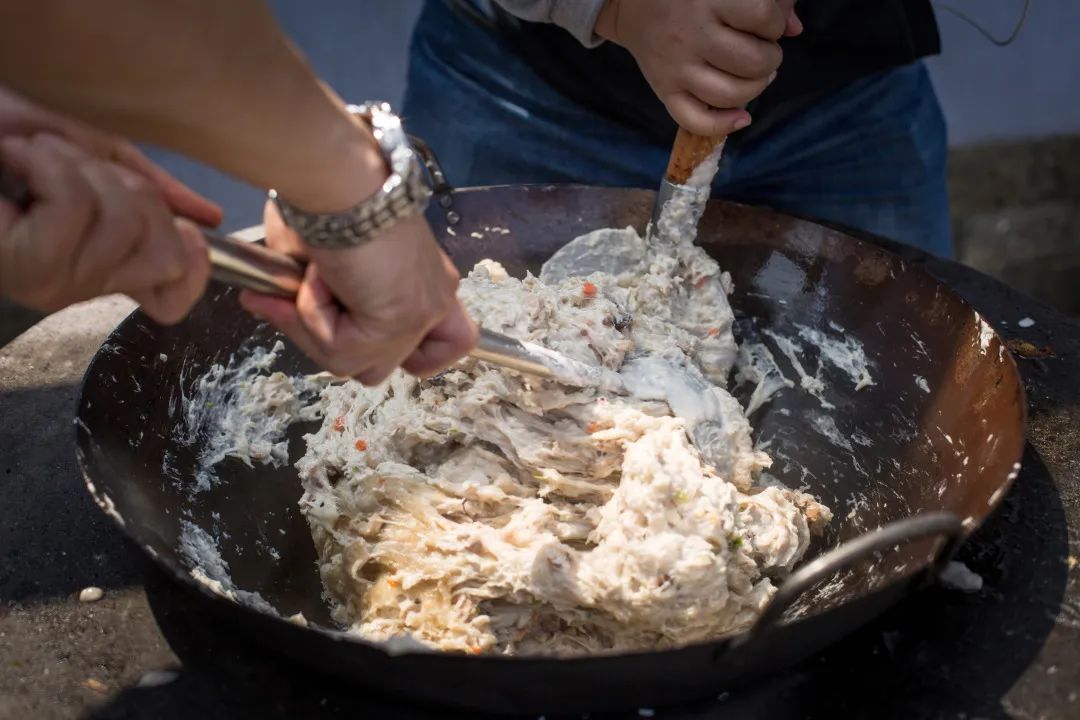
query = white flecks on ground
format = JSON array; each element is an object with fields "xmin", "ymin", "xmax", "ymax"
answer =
[
  {"xmin": 1018, "ymin": 317, "xmax": 1035, "ymax": 328},
  {"xmin": 137, "ymin": 669, "xmax": 179, "ymax": 688},
  {"xmin": 914, "ymin": 375, "xmax": 930, "ymax": 394},
  {"xmin": 77, "ymin": 586, "xmax": 104, "ymax": 603},
  {"xmin": 939, "ymin": 560, "xmax": 983, "ymax": 593}
]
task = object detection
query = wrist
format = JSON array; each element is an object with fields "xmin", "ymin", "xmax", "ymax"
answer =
[{"xmin": 274, "ymin": 108, "xmax": 388, "ymax": 214}]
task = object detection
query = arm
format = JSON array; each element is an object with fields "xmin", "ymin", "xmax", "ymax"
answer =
[
  {"xmin": 0, "ymin": 0, "xmax": 380, "ymax": 212},
  {"xmin": 0, "ymin": 1, "xmax": 477, "ymax": 382}
]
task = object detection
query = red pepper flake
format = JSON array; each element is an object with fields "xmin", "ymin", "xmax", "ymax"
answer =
[
  {"xmin": 332, "ymin": 415, "xmax": 346, "ymax": 432},
  {"xmin": 582, "ymin": 281, "xmax": 598, "ymax": 298},
  {"xmin": 694, "ymin": 276, "xmax": 708, "ymax": 289},
  {"xmin": 586, "ymin": 422, "xmax": 601, "ymax": 434},
  {"xmin": 705, "ymin": 327, "xmax": 720, "ymax": 338},
  {"xmin": 354, "ymin": 439, "xmax": 367, "ymax": 451}
]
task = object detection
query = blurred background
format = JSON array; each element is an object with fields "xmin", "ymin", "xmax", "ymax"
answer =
[{"xmin": 145, "ymin": 0, "xmax": 1080, "ymax": 314}]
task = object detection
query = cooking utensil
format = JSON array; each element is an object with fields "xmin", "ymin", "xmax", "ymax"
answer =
[
  {"xmin": 0, "ymin": 165, "xmax": 625, "ymax": 394},
  {"xmin": 540, "ymin": 129, "xmax": 724, "ymax": 283},
  {"xmin": 75, "ymin": 185, "xmax": 1025, "ymax": 715}
]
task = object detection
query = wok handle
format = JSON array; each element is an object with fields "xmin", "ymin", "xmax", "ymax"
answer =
[
  {"xmin": 748, "ymin": 511, "xmax": 965, "ymax": 636},
  {"xmin": 663, "ymin": 128, "xmax": 727, "ymax": 185}
]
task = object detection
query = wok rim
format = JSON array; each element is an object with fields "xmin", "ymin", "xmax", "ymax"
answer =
[{"xmin": 73, "ymin": 185, "xmax": 1029, "ymax": 666}]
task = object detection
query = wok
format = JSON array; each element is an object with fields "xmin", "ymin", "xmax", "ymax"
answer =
[{"xmin": 75, "ymin": 186, "xmax": 1026, "ymax": 714}]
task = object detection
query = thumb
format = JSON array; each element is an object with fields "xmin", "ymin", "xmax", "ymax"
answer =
[{"xmin": 778, "ymin": 0, "xmax": 803, "ymax": 36}]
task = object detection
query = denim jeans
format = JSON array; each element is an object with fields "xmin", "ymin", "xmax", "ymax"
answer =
[{"xmin": 403, "ymin": 0, "xmax": 952, "ymax": 257}]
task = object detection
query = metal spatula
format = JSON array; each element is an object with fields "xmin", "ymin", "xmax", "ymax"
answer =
[{"xmin": 539, "ymin": 129, "xmax": 725, "ymax": 284}]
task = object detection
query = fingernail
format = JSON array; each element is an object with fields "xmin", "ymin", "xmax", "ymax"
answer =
[
  {"xmin": 768, "ymin": 71, "xmax": 778, "ymax": 85},
  {"xmin": 733, "ymin": 116, "xmax": 752, "ymax": 131}
]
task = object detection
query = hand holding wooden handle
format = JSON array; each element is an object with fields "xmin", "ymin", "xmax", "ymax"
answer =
[{"xmin": 664, "ymin": 128, "xmax": 727, "ymax": 185}]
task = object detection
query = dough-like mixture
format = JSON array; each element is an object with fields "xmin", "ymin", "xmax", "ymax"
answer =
[
  {"xmin": 278, "ymin": 226, "xmax": 830, "ymax": 656},
  {"xmin": 193, "ymin": 157, "xmax": 831, "ymax": 655}
]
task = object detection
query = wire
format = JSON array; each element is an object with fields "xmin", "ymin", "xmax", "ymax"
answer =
[{"xmin": 932, "ymin": 0, "xmax": 1032, "ymax": 47}]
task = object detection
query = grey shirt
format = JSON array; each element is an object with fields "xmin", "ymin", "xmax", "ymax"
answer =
[{"xmin": 485, "ymin": 0, "xmax": 606, "ymax": 47}]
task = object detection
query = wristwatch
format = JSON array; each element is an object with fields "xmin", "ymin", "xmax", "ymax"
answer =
[{"xmin": 268, "ymin": 101, "xmax": 436, "ymax": 249}]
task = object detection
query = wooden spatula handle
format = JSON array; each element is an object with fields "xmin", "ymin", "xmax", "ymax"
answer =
[{"xmin": 664, "ymin": 128, "xmax": 726, "ymax": 185}]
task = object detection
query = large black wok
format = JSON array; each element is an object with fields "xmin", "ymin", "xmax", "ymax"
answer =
[{"xmin": 75, "ymin": 186, "xmax": 1026, "ymax": 714}]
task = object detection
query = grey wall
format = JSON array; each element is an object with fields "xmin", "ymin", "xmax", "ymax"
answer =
[
  {"xmin": 926, "ymin": 0, "xmax": 1080, "ymax": 146},
  {"xmin": 145, "ymin": 0, "xmax": 1080, "ymax": 231}
]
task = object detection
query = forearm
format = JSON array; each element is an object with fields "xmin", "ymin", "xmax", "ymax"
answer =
[{"xmin": 0, "ymin": 0, "xmax": 381, "ymax": 212}]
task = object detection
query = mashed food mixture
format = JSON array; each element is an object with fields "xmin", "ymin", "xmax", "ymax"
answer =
[
  {"xmin": 269, "ymin": 222, "xmax": 833, "ymax": 657},
  {"xmin": 193, "ymin": 158, "xmax": 832, "ymax": 655}
]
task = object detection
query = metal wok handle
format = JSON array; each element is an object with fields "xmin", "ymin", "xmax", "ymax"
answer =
[{"xmin": 748, "ymin": 511, "xmax": 965, "ymax": 637}]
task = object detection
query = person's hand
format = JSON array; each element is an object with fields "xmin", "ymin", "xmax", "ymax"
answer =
[
  {"xmin": 0, "ymin": 133, "xmax": 217, "ymax": 324},
  {"xmin": 596, "ymin": 0, "xmax": 802, "ymax": 136},
  {"xmin": 0, "ymin": 86, "xmax": 222, "ymax": 227},
  {"xmin": 239, "ymin": 201, "xmax": 479, "ymax": 385},
  {"xmin": 0, "ymin": 87, "xmax": 223, "ymax": 324}
]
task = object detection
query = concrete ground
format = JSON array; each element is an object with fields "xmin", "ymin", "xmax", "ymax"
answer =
[{"xmin": 951, "ymin": 135, "xmax": 1080, "ymax": 315}]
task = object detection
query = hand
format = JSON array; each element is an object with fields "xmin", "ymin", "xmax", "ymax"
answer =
[
  {"xmin": 239, "ymin": 201, "xmax": 479, "ymax": 385},
  {"xmin": 0, "ymin": 88, "xmax": 222, "ymax": 323},
  {"xmin": 596, "ymin": 0, "xmax": 802, "ymax": 136}
]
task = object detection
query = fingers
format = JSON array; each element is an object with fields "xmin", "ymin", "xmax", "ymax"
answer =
[
  {"xmin": 0, "ymin": 133, "xmax": 209, "ymax": 321},
  {"xmin": 0, "ymin": 86, "xmax": 223, "ymax": 227},
  {"xmin": 784, "ymin": 7, "xmax": 804, "ymax": 37},
  {"xmin": 715, "ymin": 0, "xmax": 789, "ymax": 41},
  {"xmin": 111, "ymin": 142, "xmax": 224, "ymax": 227},
  {"xmin": 294, "ymin": 262, "xmax": 341, "ymax": 349},
  {"xmin": 681, "ymin": 63, "xmax": 774, "ymax": 111},
  {"xmin": 401, "ymin": 299, "xmax": 479, "ymax": 378},
  {"xmin": 699, "ymin": 23, "xmax": 783, "ymax": 80},
  {"xmin": 0, "ymin": 135, "xmax": 95, "ymax": 310},
  {"xmin": 664, "ymin": 93, "xmax": 751, "ymax": 136},
  {"xmin": 262, "ymin": 198, "xmax": 307, "ymax": 257},
  {"xmin": 145, "ymin": 218, "xmax": 210, "ymax": 325},
  {"xmin": 242, "ymin": 210, "xmax": 475, "ymax": 385}
]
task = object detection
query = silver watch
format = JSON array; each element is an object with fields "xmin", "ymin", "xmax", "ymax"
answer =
[{"xmin": 269, "ymin": 102, "xmax": 434, "ymax": 249}]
